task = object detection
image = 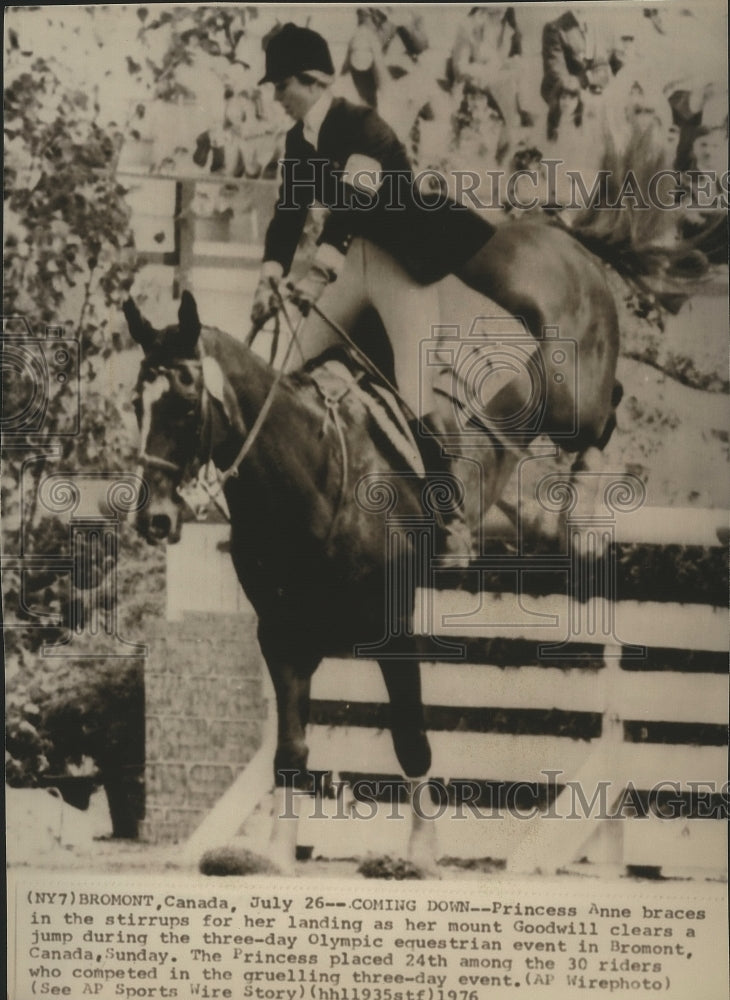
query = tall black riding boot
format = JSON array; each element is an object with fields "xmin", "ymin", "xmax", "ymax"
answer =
[{"xmin": 413, "ymin": 413, "xmax": 475, "ymax": 565}]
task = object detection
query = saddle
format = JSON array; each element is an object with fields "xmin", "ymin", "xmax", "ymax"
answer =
[
  {"xmin": 303, "ymin": 346, "xmax": 425, "ymax": 476},
  {"xmin": 302, "ymin": 347, "xmax": 477, "ymax": 563},
  {"xmin": 303, "ymin": 339, "xmax": 528, "ymax": 470}
]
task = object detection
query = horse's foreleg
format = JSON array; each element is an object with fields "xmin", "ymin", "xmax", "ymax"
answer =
[
  {"xmin": 379, "ymin": 659, "xmax": 440, "ymax": 876},
  {"xmin": 266, "ymin": 655, "xmax": 318, "ymax": 875}
]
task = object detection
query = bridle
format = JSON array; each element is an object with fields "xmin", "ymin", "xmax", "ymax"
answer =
[
  {"xmin": 137, "ymin": 302, "xmax": 301, "ymax": 522},
  {"xmin": 135, "ymin": 359, "xmax": 214, "ymax": 512},
  {"xmin": 137, "ymin": 357, "xmax": 237, "ymax": 521},
  {"xmin": 137, "ymin": 360, "xmax": 200, "ymax": 468}
]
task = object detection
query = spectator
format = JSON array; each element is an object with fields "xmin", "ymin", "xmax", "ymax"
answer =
[
  {"xmin": 341, "ymin": 7, "xmax": 432, "ymax": 148},
  {"xmin": 541, "ymin": 8, "xmax": 624, "ymax": 139},
  {"xmin": 555, "ymin": 84, "xmax": 583, "ymax": 132},
  {"xmin": 453, "ymin": 90, "xmax": 510, "ymax": 174},
  {"xmin": 342, "ymin": 9, "xmax": 393, "ymax": 110},
  {"xmin": 667, "ymin": 82, "xmax": 727, "ymax": 172},
  {"xmin": 450, "ymin": 5, "xmax": 534, "ymax": 151},
  {"xmin": 678, "ymin": 120, "xmax": 728, "ymax": 265},
  {"xmin": 509, "ymin": 91, "xmax": 610, "ymax": 226},
  {"xmin": 341, "ymin": 7, "xmax": 429, "ymax": 111}
]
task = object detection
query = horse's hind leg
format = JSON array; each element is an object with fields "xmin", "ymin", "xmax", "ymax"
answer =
[
  {"xmin": 565, "ymin": 377, "xmax": 624, "ymax": 530},
  {"xmin": 378, "ymin": 659, "xmax": 440, "ymax": 876}
]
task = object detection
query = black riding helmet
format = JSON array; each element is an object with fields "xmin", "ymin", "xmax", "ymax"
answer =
[{"xmin": 258, "ymin": 23, "xmax": 335, "ymax": 85}]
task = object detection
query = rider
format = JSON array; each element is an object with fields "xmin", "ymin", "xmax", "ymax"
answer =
[{"xmin": 251, "ymin": 23, "xmax": 501, "ymax": 558}]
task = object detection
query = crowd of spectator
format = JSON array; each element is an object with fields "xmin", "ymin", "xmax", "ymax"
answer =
[{"xmin": 193, "ymin": 5, "xmax": 726, "ymax": 262}]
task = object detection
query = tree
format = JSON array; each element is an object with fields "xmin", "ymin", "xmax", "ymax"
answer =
[
  {"xmin": 4, "ymin": 5, "xmax": 268, "ymax": 833},
  {"xmin": 3, "ymin": 25, "xmax": 149, "ymax": 826}
]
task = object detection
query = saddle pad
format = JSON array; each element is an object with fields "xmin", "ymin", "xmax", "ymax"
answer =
[{"xmin": 309, "ymin": 359, "xmax": 425, "ymax": 477}]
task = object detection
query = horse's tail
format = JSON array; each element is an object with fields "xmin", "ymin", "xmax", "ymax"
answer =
[
  {"xmin": 554, "ymin": 218, "xmax": 712, "ymax": 319},
  {"xmin": 547, "ymin": 112, "xmax": 719, "ymax": 321}
]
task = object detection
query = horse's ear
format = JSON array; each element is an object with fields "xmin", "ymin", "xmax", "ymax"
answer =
[
  {"xmin": 123, "ymin": 298, "xmax": 157, "ymax": 352},
  {"xmin": 178, "ymin": 290, "xmax": 201, "ymax": 355}
]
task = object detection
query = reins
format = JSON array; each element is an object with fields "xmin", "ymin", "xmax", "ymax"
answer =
[
  {"xmin": 143, "ymin": 282, "xmax": 421, "ymax": 531},
  {"xmin": 199, "ymin": 280, "xmax": 402, "ymax": 533},
  {"xmin": 179, "ymin": 296, "xmax": 303, "ymax": 520},
  {"xmin": 217, "ymin": 309, "xmax": 300, "ymax": 486}
]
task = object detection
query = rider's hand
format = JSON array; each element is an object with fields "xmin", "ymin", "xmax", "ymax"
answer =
[
  {"xmin": 288, "ymin": 245, "xmax": 345, "ymax": 316},
  {"xmin": 289, "ymin": 263, "xmax": 336, "ymax": 316},
  {"xmin": 251, "ymin": 262, "xmax": 283, "ymax": 327}
]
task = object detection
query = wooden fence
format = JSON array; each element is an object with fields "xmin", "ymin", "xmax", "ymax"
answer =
[{"xmin": 164, "ymin": 504, "xmax": 727, "ymax": 877}]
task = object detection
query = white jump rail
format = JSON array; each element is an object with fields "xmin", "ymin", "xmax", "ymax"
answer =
[{"xmin": 172, "ymin": 507, "xmax": 728, "ymax": 875}]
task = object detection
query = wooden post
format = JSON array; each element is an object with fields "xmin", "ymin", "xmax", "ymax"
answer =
[{"xmin": 173, "ymin": 180, "xmax": 195, "ymax": 299}]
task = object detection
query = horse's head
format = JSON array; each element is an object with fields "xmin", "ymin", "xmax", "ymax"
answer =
[{"xmin": 124, "ymin": 291, "xmax": 206, "ymax": 545}]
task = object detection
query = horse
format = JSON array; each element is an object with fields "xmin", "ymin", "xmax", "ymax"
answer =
[{"xmin": 125, "ymin": 222, "xmax": 621, "ymax": 874}]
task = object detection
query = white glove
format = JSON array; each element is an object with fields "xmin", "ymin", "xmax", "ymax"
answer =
[
  {"xmin": 288, "ymin": 245, "xmax": 346, "ymax": 316},
  {"xmin": 288, "ymin": 264, "xmax": 336, "ymax": 316}
]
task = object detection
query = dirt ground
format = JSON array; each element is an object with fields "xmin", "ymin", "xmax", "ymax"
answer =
[
  {"xmin": 606, "ymin": 269, "xmax": 728, "ymax": 510},
  {"xmin": 9, "ymin": 787, "xmax": 727, "ymax": 884}
]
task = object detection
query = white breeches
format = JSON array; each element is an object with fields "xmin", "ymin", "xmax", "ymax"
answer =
[{"xmin": 281, "ymin": 238, "xmax": 442, "ymax": 417}]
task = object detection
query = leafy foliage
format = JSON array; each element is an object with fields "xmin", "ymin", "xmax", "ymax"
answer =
[
  {"xmin": 4, "ymin": 60, "xmax": 136, "ymax": 325},
  {"xmin": 136, "ymin": 6, "xmax": 260, "ymax": 101},
  {"xmin": 4, "ymin": 523, "xmax": 164, "ymax": 792},
  {"xmin": 4, "ymin": 5, "xmax": 268, "ymax": 813},
  {"xmin": 3, "ymin": 34, "xmax": 147, "ymax": 791}
]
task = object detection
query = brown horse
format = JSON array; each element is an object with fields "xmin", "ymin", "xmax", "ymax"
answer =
[{"xmin": 125, "ymin": 222, "xmax": 621, "ymax": 873}]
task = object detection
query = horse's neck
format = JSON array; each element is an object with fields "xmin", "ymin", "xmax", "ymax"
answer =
[
  {"xmin": 199, "ymin": 327, "xmax": 339, "ymax": 535},
  {"xmin": 198, "ymin": 326, "xmax": 320, "ymax": 471},
  {"xmin": 200, "ymin": 326, "xmax": 276, "ymax": 416}
]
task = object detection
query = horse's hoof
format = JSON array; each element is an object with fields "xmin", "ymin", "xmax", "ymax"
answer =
[
  {"xmin": 199, "ymin": 846, "xmax": 281, "ymax": 876},
  {"xmin": 410, "ymin": 853, "xmax": 442, "ymax": 879},
  {"xmin": 357, "ymin": 854, "xmax": 432, "ymax": 880}
]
